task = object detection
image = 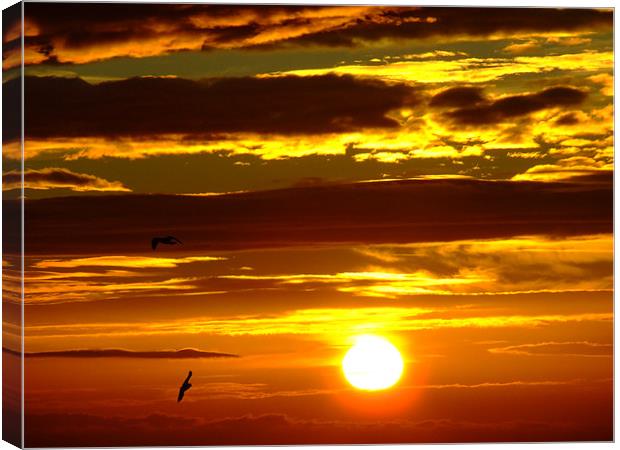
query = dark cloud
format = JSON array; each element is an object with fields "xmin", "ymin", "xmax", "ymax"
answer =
[
  {"xmin": 438, "ymin": 86, "xmax": 587, "ymax": 125},
  {"xmin": 275, "ymin": 7, "xmax": 612, "ymax": 49},
  {"xmin": 2, "ymin": 37, "xmax": 21, "ymax": 143},
  {"xmin": 3, "ymin": 168, "xmax": 130, "ymax": 192},
  {"xmin": 25, "ymin": 410, "xmax": 612, "ymax": 447},
  {"xmin": 14, "ymin": 75, "xmax": 419, "ymax": 140},
  {"xmin": 2, "ymin": 344, "xmax": 21, "ymax": 448},
  {"xmin": 429, "ymin": 87, "xmax": 485, "ymax": 108},
  {"xmin": 22, "ymin": 3, "xmax": 320, "ymax": 41},
  {"xmin": 3, "ymin": 347, "xmax": 238, "ymax": 359},
  {"xmin": 6, "ymin": 174, "xmax": 611, "ymax": 256},
  {"xmin": 554, "ymin": 112, "xmax": 581, "ymax": 126},
  {"xmin": 11, "ymin": 5, "xmax": 613, "ymax": 67}
]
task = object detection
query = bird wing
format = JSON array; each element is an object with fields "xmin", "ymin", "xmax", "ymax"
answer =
[
  {"xmin": 177, "ymin": 371, "xmax": 192, "ymax": 402},
  {"xmin": 172, "ymin": 236, "xmax": 183, "ymax": 244},
  {"xmin": 151, "ymin": 238, "xmax": 159, "ymax": 250}
]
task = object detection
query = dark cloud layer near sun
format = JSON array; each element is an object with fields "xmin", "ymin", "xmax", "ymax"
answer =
[
  {"xmin": 5, "ymin": 5, "xmax": 612, "ymax": 67},
  {"xmin": 7, "ymin": 175, "xmax": 611, "ymax": 256},
  {"xmin": 432, "ymin": 86, "xmax": 588, "ymax": 125},
  {"xmin": 15, "ymin": 75, "xmax": 418, "ymax": 140},
  {"xmin": 3, "ymin": 348, "xmax": 238, "ymax": 359}
]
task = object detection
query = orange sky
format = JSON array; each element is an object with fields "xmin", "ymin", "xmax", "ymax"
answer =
[
  {"xmin": 1, "ymin": 3, "xmax": 614, "ymax": 446},
  {"xmin": 15, "ymin": 232, "xmax": 614, "ymax": 445}
]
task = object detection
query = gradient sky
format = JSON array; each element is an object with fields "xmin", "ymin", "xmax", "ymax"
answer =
[{"xmin": 1, "ymin": 4, "xmax": 614, "ymax": 446}]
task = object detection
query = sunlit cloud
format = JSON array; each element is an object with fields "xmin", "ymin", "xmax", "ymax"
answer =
[
  {"xmin": 8, "ymin": 5, "xmax": 378, "ymax": 68},
  {"xmin": 402, "ymin": 50, "xmax": 468, "ymax": 60},
  {"xmin": 211, "ymin": 234, "xmax": 612, "ymax": 298},
  {"xmin": 20, "ymin": 235, "xmax": 612, "ymax": 306},
  {"xmin": 22, "ymin": 270, "xmax": 136, "ymax": 281},
  {"xmin": 24, "ymin": 255, "xmax": 229, "ymax": 304},
  {"xmin": 14, "ymin": 126, "xmax": 526, "ymax": 163},
  {"xmin": 546, "ymin": 35, "xmax": 593, "ymax": 46},
  {"xmin": 588, "ymin": 73, "xmax": 613, "ymax": 96},
  {"xmin": 23, "ymin": 307, "xmax": 612, "ymax": 341},
  {"xmin": 25, "ymin": 277, "xmax": 199, "ymax": 305},
  {"xmin": 511, "ymin": 159, "xmax": 612, "ymax": 182},
  {"xmin": 7, "ymin": 6, "xmax": 610, "ymax": 70},
  {"xmin": 267, "ymin": 51, "xmax": 612, "ymax": 84},
  {"xmin": 17, "ymin": 131, "xmax": 465, "ymax": 161},
  {"xmin": 34, "ymin": 255, "xmax": 226, "ymax": 269},
  {"xmin": 220, "ymin": 270, "xmax": 491, "ymax": 297},
  {"xmin": 503, "ymin": 40, "xmax": 538, "ymax": 54}
]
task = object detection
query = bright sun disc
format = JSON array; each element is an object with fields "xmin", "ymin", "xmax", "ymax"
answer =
[{"xmin": 342, "ymin": 335, "xmax": 404, "ymax": 391}]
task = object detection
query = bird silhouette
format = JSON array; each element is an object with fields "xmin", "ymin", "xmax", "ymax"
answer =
[
  {"xmin": 177, "ymin": 370, "xmax": 192, "ymax": 402},
  {"xmin": 152, "ymin": 235, "xmax": 182, "ymax": 250}
]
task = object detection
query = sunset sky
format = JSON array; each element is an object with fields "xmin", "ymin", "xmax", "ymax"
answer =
[{"xmin": 2, "ymin": 3, "xmax": 614, "ymax": 446}]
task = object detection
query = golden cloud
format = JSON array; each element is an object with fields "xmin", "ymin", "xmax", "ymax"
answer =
[
  {"xmin": 23, "ymin": 307, "xmax": 612, "ymax": 341},
  {"xmin": 34, "ymin": 255, "xmax": 226, "ymax": 269},
  {"xmin": 268, "ymin": 51, "xmax": 613, "ymax": 84}
]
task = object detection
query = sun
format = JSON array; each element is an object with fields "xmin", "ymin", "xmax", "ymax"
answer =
[{"xmin": 342, "ymin": 335, "xmax": 404, "ymax": 391}]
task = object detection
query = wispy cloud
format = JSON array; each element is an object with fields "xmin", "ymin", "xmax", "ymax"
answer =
[
  {"xmin": 23, "ymin": 307, "xmax": 612, "ymax": 342},
  {"xmin": 488, "ymin": 341, "xmax": 612, "ymax": 357}
]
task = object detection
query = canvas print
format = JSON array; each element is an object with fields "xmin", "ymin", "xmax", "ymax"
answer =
[{"xmin": 1, "ymin": 2, "xmax": 614, "ymax": 447}]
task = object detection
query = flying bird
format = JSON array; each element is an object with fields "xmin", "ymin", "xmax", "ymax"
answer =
[
  {"xmin": 177, "ymin": 370, "xmax": 192, "ymax": 402},
  {"xmin": 152, "ymin": 235, "xmax": 182, "ymax": 250}
]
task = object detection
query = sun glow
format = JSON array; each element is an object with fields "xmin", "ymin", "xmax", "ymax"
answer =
[{"xmin": 342, "ymin": 335, "xmax": 404, "ymax": 391}]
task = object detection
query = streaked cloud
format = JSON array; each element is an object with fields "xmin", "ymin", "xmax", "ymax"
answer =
[
  {"xmin": 24, "ymin": 277, "xmax": 199, "ymax": 305},
  {"xmin": 23, "ymin": 307, "xmax": 612, "ymax": 340},
  {"xmin": 488, "ymin": 341, "xmax": 612, "ymax": 358},
  {"xmin": 34, "ymin": 255, "xmax": 226, "ymax": 269},
  {"xmin": 220, "ymin": 270, "xmax": 492, "ymax": 297},
  {"xmin": 21, "ymin": 234, "xmax": 612, "ymax": 305},
  {"xmin": 3, "ymin": 168, "xmax": 130, "ymax": 192}
]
